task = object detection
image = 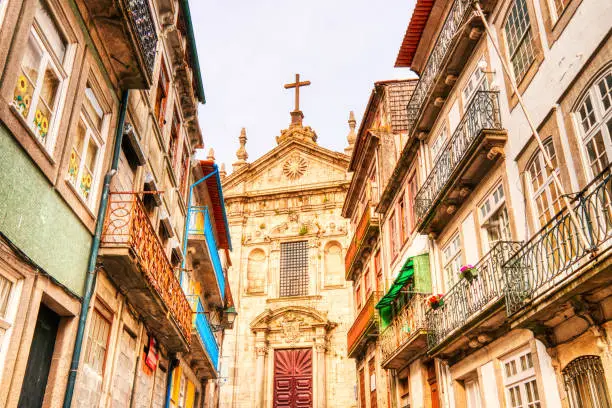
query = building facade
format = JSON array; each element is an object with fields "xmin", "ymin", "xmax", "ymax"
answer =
[
  {"xmin": 0, "ymin": 0, "xmax": 231, "ymax": 407},
  {"xmin": 346, "ymin": 0, "xmax": 612, "ymax": 406},
  {"xmin": 219, "ymin": 104, "xmax": 357, "ymax": 407}
]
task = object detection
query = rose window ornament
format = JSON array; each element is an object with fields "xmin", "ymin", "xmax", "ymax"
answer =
[{"xmin": 283, "ymin": 156, "xmax": 308, "ymax": 180}]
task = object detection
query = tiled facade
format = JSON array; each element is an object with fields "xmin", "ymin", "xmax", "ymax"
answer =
[
  {"xmin": 345, "ymin": 0, "xmax": 612, "ymax": 407},
  {"xmin": 0, "ymin": 0, "xmax": 231, "ymax": 407}
]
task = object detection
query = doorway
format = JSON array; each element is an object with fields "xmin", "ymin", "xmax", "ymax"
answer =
[{"xmin": 273, "ymin": 348, "xmax": 313, "ymax": 408}]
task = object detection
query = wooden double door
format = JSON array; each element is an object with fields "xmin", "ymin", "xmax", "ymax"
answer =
[{"xmin": 273, "ymin": 348, "xmax": 313, "ymax": 408}]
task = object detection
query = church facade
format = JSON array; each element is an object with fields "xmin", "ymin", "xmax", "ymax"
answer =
[{"xmin": 219, "ymin": 96, "xmax": 358, "ymax": 407}]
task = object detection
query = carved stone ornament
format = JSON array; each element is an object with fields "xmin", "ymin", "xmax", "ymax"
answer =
[
  {"xmin": 283, "ymin": 155, "xmax": 308, "ymax": 180},
  {"xmin": 280, "ymin": 314, "xmax": 304, "ymax": 343},
  {"xmin": 255, "ymin": 346, "xmax": 268, "ymax": 356}
]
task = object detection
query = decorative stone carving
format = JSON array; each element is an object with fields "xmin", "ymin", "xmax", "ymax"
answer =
[
  {"xmin": 280, "ymin": 314, "xmax": 304, "ymax": 343},
  {"xmin": 255, "ymin": 346, "xmax": 268, "ymax": 356}
]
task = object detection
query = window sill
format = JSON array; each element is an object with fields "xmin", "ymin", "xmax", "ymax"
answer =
[{"xmin": 10, "ymin": 104, "xmax": 56, "ymax": 165}]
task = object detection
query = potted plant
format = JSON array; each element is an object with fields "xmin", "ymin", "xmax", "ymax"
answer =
[
  {"xmin": 428, "ymin": 294, "xmax": 444, "ymax": 310},
  {"xmin": 459, "ymin": 264, "xmax": 478, "ymax": 283}
]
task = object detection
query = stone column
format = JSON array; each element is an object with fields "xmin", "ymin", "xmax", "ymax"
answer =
[
  {"xmin": 254, "ymin": 332, "xmax": 268, "ymax": 408},
  {"xmin": 314, "ymin": 329, "xmax": 328, "ymax": 408}
]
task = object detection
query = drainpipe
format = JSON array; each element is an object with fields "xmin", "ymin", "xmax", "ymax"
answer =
[
  {"xmin": 165, "ymin": 357, "xmax": 179, "ymax": 408},
  {"xmin": 62, "ymin": 90, "xmax": 130, "ymax": 408}
]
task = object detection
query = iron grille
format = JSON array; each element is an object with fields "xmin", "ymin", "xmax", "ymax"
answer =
[
  {"xmin": 279, "ymin": 241, "xmax": 309, "ymax": 297},
  {"xmin": 563, "ymin": 356, "xmax": 611, "ymax": 408}
]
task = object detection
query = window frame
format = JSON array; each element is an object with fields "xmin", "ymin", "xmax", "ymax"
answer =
[
  {"xmin": 84, "ymin": 303, "xmax": 113, "ymax": 376},
  {"xmin": 503, "ymin": 0, "xmax": 537, "ymax": 82},
  {"xmin": 501, "ymin": 348, "xmax": 542, "ymax": 408},
  {"xmin": 0, "ymin": 270, "xmax": 22, "ymax": 375},
  {"xmin": 278, "ymin": 240, "xmax": 309, "ymax": 298},
  {"xmin": 462, "ymin": 57, "xmax": 489, "ymax": 106},
  {"xmin": 154, "ymin": 58, "xmax": 170, "ymax": 130},
  {"xmin": 12, "ymin": 6, "xmax": 71, "ymax": 155},
  {"xmin": 478, "ymin": 183, "xmax": 512, "ymax": 252},
  {"xmin": 430, "ymin": 124, "xmax": 448, "ymax": 161},
  {"xmin": 442, "ymin": 233, "xmax": 462, "ymax": 289},
  {"xmin": 575, "ymin": 69, "xmax": 612, "ymax": 180},
  {"xmin": 526, "ymin": 139, "xmax": 562, "ymax": 228}
]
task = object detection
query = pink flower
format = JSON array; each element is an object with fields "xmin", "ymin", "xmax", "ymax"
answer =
[{"xmin": 460, "ymin": 265, "xmax": 474, "ymax": 272}]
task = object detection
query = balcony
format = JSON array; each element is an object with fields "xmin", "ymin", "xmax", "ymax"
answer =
[
  {"xmin": 347, "ymin": 292, "xmax": 382, "ymax": 358},
  {"xmin": 503, "ymin": 169, "xmax": 612, "ymax": 327},
  {"xmin": 187, "ymin": 206, "xmax": 226, "ymax": 307},
  {"xmin": 405, "ymin": 0, "xmax": 499, "ymax": 140},
  {"xmin": 427, "ymin": 241, "xmax": 521, "ymax": 359},
  {"xmin": 100, "ymin": 193, "xmax": 191, "ymax": 352},
  {"xmin": 78, "ymin": 0, "xmax": 158, "ymax": 88},
  {"xmin": 345, "ymin": 204, "xmax": 380, "ymax": 280},
  {"xmin": 414, "ymin": 91, "xmax": 506, "ymax": 234},
  {"xmin": 187, "ymin": 296, "xmax": 220, "ymax": 379},
  {"xmin": 379, "ymin": 294, "xmax": 428, "ymax": 369}
]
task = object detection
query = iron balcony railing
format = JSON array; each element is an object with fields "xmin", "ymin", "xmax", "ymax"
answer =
[
  {"xmin": 190, "ymin": 296, "xmax": 220, "ymax": 370},
  {"xmin": 379, "ymin": 293, "xmax": 428, "ymax": 363},
  {"xmin": 347, "ymin": 291, "xmax": 382, "ymax": 356},
  {"xmin": 414, "ymin": 91, "xmax": 502, "ymax": 223},
  {"xmin": 125, "ymin": 0, "xmax": 158, "ymax": 77},
  {"xmin": 503, "ymin": 168, "xmax": 612, "ymax": 314},
  {"xmin": 406, "ymin": 0, "xmax": 477, "ymax": 137},
  {"xmin": 345, "ymin": 203, "xmax": 379, "ymax": 278},
  {"xmin": 101, "ymin": 193, "xmax": 192, "ymax": 343},
  {"xmin": 427, "ymin": 241, "xmax": 521, "ymax": 349},
  {"xmin": 188, "ymin": 206, "xmax": 226, "ymax": 301}
]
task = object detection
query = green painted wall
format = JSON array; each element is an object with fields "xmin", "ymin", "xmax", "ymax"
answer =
[{"xmin": 0, "ymin": 125, "xmax": 91, "ymax": 296}]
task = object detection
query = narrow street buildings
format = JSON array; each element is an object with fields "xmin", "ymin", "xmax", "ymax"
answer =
[{"xmin": 345, "ymin": 0, "xmax": 612, "ymax": 406}]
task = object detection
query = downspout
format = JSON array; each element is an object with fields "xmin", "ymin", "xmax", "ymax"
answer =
[
  {"xmin": 165, "ymin": 357, "xmax": 179, "ymax": 408},
  {"xmin": 62, "ymin": 90, "xmax": 130, "ymax": 408}
]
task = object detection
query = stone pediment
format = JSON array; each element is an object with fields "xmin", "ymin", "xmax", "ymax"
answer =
[
  {"xmin": 250, "ymin": 305, "xmax": 333, "ymax": 333},
  {"xmin": 222, "ymin": 139, "xmax": 349, "ymax": 197}
]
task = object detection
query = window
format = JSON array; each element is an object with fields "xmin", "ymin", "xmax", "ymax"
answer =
[
  {"xmin": 179, "ymin": 144, "xmax": 190, "ymax": 199},
  {"xmin": 463, "ymin": 58, "xmax": 489, "ymax": 104},
  {"xmin": 407, "ymin": 172, "xmax": 418, "ymax": 231},
  {"xmin": 374, "ymin": 250, "xmax": 382, "ymax": 292},
  {"xmin": 563, "ymin": 356, "xmax": 611, "ymax": 408},
  {"xmin": 430, "ymin": 126, "xmax": 447, "ymax": 160},
  {"xmin": 67, "ymin": 85, "xmax": 105, "ymax": 202},
  {"xmin": 12, "ymin": 0, "xmax": 70, "ymax": 152},
  {"xmin": 355, "ymin": 284, "xmax": 362, "ymax": 311},
  {"xmin": 368, "ymin": 166, "xmax": 379, "ymax": 203},
  {"xmin": 502, "ymin": 350, "xmax": 541, "ymax": 408},
  {"xmin": 84, "ymin": 306, "xmax": 112, "ymax": 375},
  {"xmin": 369, "ymin": 358, "xmax": 378, "ymax": 408},
  {"xmin": 0, "ymin": 274, "xmax": 15, "ymax": 346},
  {"xmin": 576, "ymin": 70, "xmax": 612, "ymax": 178},
  {"xmin": 389, "ymin": 210, "xmax": 399, "ymax": 259},
  {"xmin": 279, "ymin": 241, "xmax": 309, "ymax": 297},
  {"xmin": 154, "ymin": 61, "xmax": 169, "ymax": 128},
  {"xmin": 364, "ymin": 267, "xmax": 372, "ymax": 298},
  {"xmin": 505, "ymin": 0, "xmax": 536, "ymax": 81},
  {"xmin": 479, "ymin": 184, "xmax": 511, "ymax": 252},
  {"xmin": 527, "ymin": 140, "xmax": 562, "ymax": 227},
  {"xmin": 399, "ymin": 196, "xmax": 407, "ymax": 243},
  {"xmin": 465, "ymin": 378, "xmax": 482, "ymax": 408},
  {"xmin": 442, "ymin": 234, "xmax": 462, "ymax": 288},
  {"xmin": 550, "ymin": 0, "xmax": 571, "ymax": 21},
  {"xmin": 169, "ymin": 110, "xmax": 181, "ymax": 169}
]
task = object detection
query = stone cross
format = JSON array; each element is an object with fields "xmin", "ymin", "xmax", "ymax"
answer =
[{"xmin": 284, "ymin": 73, "xmax": 311, "ymax": 112}]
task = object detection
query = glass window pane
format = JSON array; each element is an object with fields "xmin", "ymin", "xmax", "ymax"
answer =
[
  {"xmin": 85, "ymin": 138, "xmax": 98, "ymax": 171},
  {"xmin": 84, "ymin": 87, "xmax": 104, "ymax": 131},
  {"xmin": 0, "ymin": 275, "xmax": 13, "ymax": 318},
  {"xmin": 35, "ymin": 0, "xmax": 66, "ymax": 62},
  {"xmin": 39, "ymin": 66, "xmax": 59, "ymax": 109},
  {"xmin": 33, "ymin": 97, "xmax": 51, "ymax": 143}
]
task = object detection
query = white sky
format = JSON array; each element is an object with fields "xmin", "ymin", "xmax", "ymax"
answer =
[{"xmin": 191, "ymin": 0, "xmax": 417, "ymax": 171}]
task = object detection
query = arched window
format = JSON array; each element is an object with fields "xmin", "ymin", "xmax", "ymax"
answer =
[
  {"xmin": 526, "ymin": 139, "xmax": 562, "ymax": 227},
  {"xmin": 576, "ymin": 69, "xmax": 612, "ymax": 178},
  {"xmin": 247, "ymin": 249, "xmax": 266, "ymax": 294},
  {"xmin": 324, "ymin": 241, "xmax": 343, "ymax": 286},
  {"xmin": 563, "ymin": 355, "xmax": 611, "ymax": 408}
]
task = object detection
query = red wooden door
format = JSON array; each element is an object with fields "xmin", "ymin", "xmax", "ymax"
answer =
[
  {"xmin": 359, "ymin": 368, "xmax": 366, "ymax": 408},
  {"xmin": 274, "ymin": 349, "xmax": 313, "ymax": 408},
  {"xmin": 369, "ymin": 358, "xmax": 377, "ymax": 408}
]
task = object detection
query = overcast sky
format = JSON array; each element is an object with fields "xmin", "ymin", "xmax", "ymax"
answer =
[{"xmin": 190, "ymin": 0, "xmax": 416, "ymax": 171}]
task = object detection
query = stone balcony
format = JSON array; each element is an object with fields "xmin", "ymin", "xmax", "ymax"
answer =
[
  {"xmin": 347, "ymin": 292, "xmax": 381, "ymax": 359},
  {"xmin": 187, "ymin": 296, "xmax": 220, "ymax": 379},
  {"xmin": 405, "ymin": 0, "xmax": 499, "ymax": 140},
  {"xmin": 427, "ymin": 241, "xmax": 521, "ymax": 361},
  {"xmin": 78, "ymin": 0, "xmax": 158, "ymax": 89},
  {"xmin": 187, "ymin": 206, "xmax": 226, "ymax": 308},
  {"xmin": 379, "ymin": 294, "xmax": 429, "ymax": 370},
  {"xmin": 414, "ymin": 91, "xmax": 507, "ymax": 234},
  {"xmin": 345, "ymin": 204, "xmax": 380, "ymax": 281},
  {"xmin": 100, "ymin": 193, "xmax": 191, "ymax": 352}
]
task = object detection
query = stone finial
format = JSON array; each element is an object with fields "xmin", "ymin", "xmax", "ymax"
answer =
[
  {"xmin": 233, "ymin": 128, "xmax": 248, "ymax": 170},
  {"xmin": 220, "ymin": 163, "xmax": 227, "ymax": 179},
  {"xmin": 207, "ymin": 148, "xmax": 215, "ymax": 161},
  {"xmin": 344, "ymin": 111, "xmax": 357, "ymax": 155}
]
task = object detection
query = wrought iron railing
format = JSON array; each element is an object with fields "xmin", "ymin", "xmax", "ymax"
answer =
[
  {"xmin": 427, "ymin": 241, "xmax": 521, "ymax": 349},
  {"xmin": 345, "ymin": 203, "xmax": 378, "ymax": 275},
  {"xmin": 190, "ymin": 296, "xmax": 220, "ymax": 370},
  {"xmin": 503, "ymin": 168, "xmax": 612, "ymax": 314},
  {"xmin": 101, "ymin": 193, "xmax": 191, "ymax": 343},
  {"xmin": 125, "ymin": 0, "xmax": 158, "ymax": 77},
  {"xmin": 379, "ymin": 294, "xmax": 428, "ymax": 363},
  {"xmin": 188, "ymin": 206, "xmax": 226, "ymax": 301},
  {"xmin": 414, "ymin": 91, "xmax": 502, "ymax": 223},
  {"xmin": 347, "ymin": 291, "xmax": 381, "ymax": 355},
  {"xmin": 406, "ymin": 0, "xmax": 477, "ymax": 137}
]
